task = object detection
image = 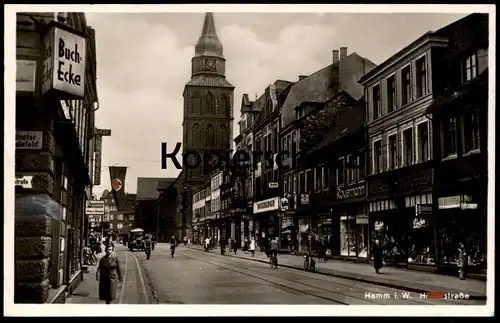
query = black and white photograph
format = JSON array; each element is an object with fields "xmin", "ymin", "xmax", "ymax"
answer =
[{"xmin": 5, "ymin": 4, "xmax": 494, "ymax": 317}]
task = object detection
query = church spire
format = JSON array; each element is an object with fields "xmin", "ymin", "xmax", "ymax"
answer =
[{"xmin": 194, "ymin": 12, "xmax": 224, "ymax": 58}]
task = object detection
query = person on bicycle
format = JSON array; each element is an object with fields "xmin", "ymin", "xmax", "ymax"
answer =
[{"xmin": 269, "ymin": 236, "xmax": 279, "ymax": 264}]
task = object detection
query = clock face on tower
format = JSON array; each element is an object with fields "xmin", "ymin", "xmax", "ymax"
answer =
[{"xmin": 204, "ymin": 59, "xmax": 216, "ymax": 71}]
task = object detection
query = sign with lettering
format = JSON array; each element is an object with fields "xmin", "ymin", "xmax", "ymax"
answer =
[
  {"xmin": 268, "ymin": 182, "xmax": 279, "ymax": 189},
  {"xmin": 85, "ymin": 200, "xmax": 105, "ymax": 215},
  {"xmin": 16, "ymin": 60, "xmax": 37, "ymax": 93},
  {"xmin": 253, "ymin": 197, "xmax": 280, "ymax": 214},
  {"xmin": 300, "ymin": 194, "xmax": 309, "ymax": 205},
  {"xmin": 16, "ymin": 131, "xmax": 43, "ymax": 150},
  {"xmin": 42, "ymin": 23, "xmax": 87, "ymax": 98},
  {"xmin": 94, "ymin": 128, "xmax": 112, "ymax": 136},
  {"xmin": 415, "ymin": 204, "xmax": 432, "ymax": 216},
  {"xmin": 337, "ymin": 185, "xmax": 365, "ymax": 200},
  {"xmin": 15, "ymin": 175, "xmax": 34, "ymax": 189},
  {"xmin": 356, "ymin": 215, "xmax": 369, "ymax": 224}
]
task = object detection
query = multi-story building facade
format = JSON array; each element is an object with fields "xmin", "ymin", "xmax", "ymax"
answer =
[
  {"xmin": 359, "ymin": 21, "xmax": 468, "ymax": 270},
  {"xmin": 233, "ymin": 94, "xmax": 257, "ymax": 246},
  {"xmin": 209, "ymin": 170, "xmax": 223, "ymax": 244},
  {"xmin": 251, "ymin": 81, "xmax": 293, "ymax": 247},
  {"xmin": 107, "ymin": 193, "xmax": 136, "ymax": 240},
  {"xmin": 192, "ymin": 179, "xmax": 214, "ymax": 244},
  {"xmin": 15, "ymin": 12, "xmax": 101, "ymax": 303},
  {"xmin": 280, "ymin": 47, "xmax": 376, "ymax": 254},
  {"xmin": 426, "ymin": 13, "xmax": 488, "ymax": 275}
]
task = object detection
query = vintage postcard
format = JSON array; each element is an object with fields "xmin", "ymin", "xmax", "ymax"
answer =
[{"xmin": 4, "ymin": 4, "xmax": 495, "ymax": 317}]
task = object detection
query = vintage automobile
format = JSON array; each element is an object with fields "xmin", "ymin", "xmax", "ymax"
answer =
[{"xmin": 128, "ymin": 228, "xmax": 145, "ymax": 251}]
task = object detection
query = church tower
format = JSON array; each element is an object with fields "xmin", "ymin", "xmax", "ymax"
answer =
[{"xmin": 182, "ymin": 12, "xmax": 235, "ymax": 187}]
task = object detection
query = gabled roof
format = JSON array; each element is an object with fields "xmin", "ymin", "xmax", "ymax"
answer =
[
  {"xmin": 282, "ymin": 52, "xmax": 376, "ymax": 127},
  {"xmin": 136, "ymin": 177, "xmax": 176, "ymax": 201}
]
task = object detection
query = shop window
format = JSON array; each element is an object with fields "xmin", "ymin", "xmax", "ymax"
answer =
[
  {"xmin": 442, "ymin": 117, "xmax": 458, "ymax": 158},
  {"xmin": 373, "ymin": 140, "xmax": 382, "ymax": 174},
  {"xmin": 403, "ymin": 128, "xmax": 413, "ymax": 166},
  {"xmin": 387, "ymin": 74, "xmax": 396, "ymax": 112},
  {"xmin": 462, "ymin": 52, "xmax": 477, "ymax": 82},
  {"xmin": 416, "ymin": 56, "xmax": 427, "ymax": 98},
  {"xmin": 337, "ymin": 157, "xmax": 345, "ymax": 186},
  {"xmin": 315, "ymin": 166, "xmax": 322, "ymax": 191},
  {"xmin": 407, "ymin": 214, "xmax": 435, "ymax": 265},
  {"xmin": 372, "ymin": 84, "xmax": 381, "ymax": 120},
  {"xmin": 417, "ymin": 122, "xmax": 429, "ymax": 162},
  {"xmin": 388, "ymin": 134, "xmax": 397, "ymax": 170},
  {"xmin": 437, "ymin": 213, "xmax": 486, "ymax": 268},
  {"xmin": 401, "ymin": 65, "xmax": 411, "ymax": 105},
  {"xmin": 357, "ymin": 214, "xmax": 369, "ymax": 258},
  {"xmin": 371, "ymin": 216, "xmax": 407, "ymax": 263},
  {"xmin": 340, "ymin": 215, "xmax": 357, "ymax": 256},
  {"xmin": 463, "ymin": 109, "xmax": 480, "ymax": 153}
]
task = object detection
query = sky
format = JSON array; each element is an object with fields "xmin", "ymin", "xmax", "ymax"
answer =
[{"xmin": 86, "ymin": 11, "xmax": 467, "ymax": 196}]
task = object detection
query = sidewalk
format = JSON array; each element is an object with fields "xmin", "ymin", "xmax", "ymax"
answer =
[
  {"xmin": 66, "ymin": 243, "xmax": 126, "ymax": 304},
  {"xmin": 186, "ymin": 244, "xmax": 487, "ymax": 298}
]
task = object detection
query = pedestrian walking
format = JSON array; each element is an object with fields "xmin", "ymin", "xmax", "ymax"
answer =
[
  {"xmin": 457, "ymin": 243, "xmax": 466, "ymax": 280},
  {"xmin": 249, "ymin": 237, "xmax": 256, "ymax": 257},
  {"xmin": 243, "ymin": 237, "xmax": 249, "ymax": 253},
  {"xmin": 372, "ymin": 239, "xmax": 384, "ymax": 274},
  {"xmin": 232, "ymin": 238, "xmax": 237, "ymax": 254},
  {"xmin": 183, "ymin": 236, "xmax": 188, "ymax": 246},
  {"xmin": 96, "ymin": 244, "xmax": 122, "ymax": 304},
  {"xmin": 220, "ymin": 237, "xmax": 226, "ymax": 255}
]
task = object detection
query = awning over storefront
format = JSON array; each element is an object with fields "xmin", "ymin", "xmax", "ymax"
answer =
[{"xmin": 438, "ymin": 195, "xmax": 477, "ymax": 210}]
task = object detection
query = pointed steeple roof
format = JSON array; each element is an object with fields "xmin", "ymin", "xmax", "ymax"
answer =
[{"xmin": 194, "ymin": 12, "xmax": 224, "ymax": 58}]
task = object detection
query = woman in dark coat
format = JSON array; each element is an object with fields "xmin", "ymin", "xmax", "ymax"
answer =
[
  {"xmin": 96, "ymin": 244, "xmax": 122, "ymax": 304},
  {"xmin": 372, "ymin": 239, "xmax": 384, "ymax": 274}
]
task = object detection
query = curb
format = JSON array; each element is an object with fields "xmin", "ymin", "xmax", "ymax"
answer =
[{"xmin": 186, "ymin": 246, "xmax": 486, "ymax": 299}]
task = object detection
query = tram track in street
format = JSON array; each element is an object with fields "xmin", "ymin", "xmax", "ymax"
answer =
[{"xmin": 178, "ymin": 248, "xmax": 477, "ymax": 305}]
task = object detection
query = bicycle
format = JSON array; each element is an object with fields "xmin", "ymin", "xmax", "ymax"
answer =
[
  {"xmin": 269, "ymin": 252, "xmax": 278, "ymax": 269},
  {"xmin": 83, "ymin": 247, "xmax": 97, "ymax": 266}
]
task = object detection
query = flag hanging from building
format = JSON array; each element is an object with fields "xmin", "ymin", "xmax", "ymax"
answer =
[{"xmin": 109, "ymin": 166, "xmax": 127, "ymax": 210}]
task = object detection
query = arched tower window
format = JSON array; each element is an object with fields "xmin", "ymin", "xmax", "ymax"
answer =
[
  {"xmin": 204, "ymin": 92, "xmax": 215, "ymax": 115},
  {"xmin": 219, "ymin": 94, "xmax": 230, "ymax": 117},
  {"xmin": 192, "ymin": 123, "xmax": 201, "ymax": 148},
  {"xmin": 192, "ymin": 92, "xmax": 202, "ymax": 115},
  {"xmin": 221, "ymin": 124, "xmax": 229, "ymax": 149},
  {"xmin": 206, "ymin": 124, "xmax": 215, "ymax": 147}
]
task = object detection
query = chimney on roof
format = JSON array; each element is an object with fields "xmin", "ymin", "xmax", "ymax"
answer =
[
  {"xmin": 340, "ymin": 47, "xmax": 348, "ymax": 59},
  {"xmin": 332, "ymin": 50, "xmax": 339, "ymax": 64},
  {"xmin": 299, "ymin": 75, "xmax": 307, "ymax": 81}
]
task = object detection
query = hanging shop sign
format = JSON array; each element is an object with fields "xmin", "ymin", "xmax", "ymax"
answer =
[
  {"xmin": 253, "ymin": 197, "xmax": 280, "ymax": 214},
  {"xmin": 268, "ymin": 182, "xmax": 279, "ymax": 189},
  {"xmin": 42, "ymin": 21, "xmax": 87, "ymax": 99},
  {"xmin": 337, "ymin": 185, "xmax": 365, "ymax": 200},
  {"xmin": 16, "ymin": 60, "xmax": 37, "ymax": 93},
  {"xmin": 15, "ymin": 174, "xmax": 34, "ymax": 189},
  {"xmin": 415, "ymin": 204, "xmax": 432, "ymax": 216},
  {"xmin": 412, "ymin": 218, "xmax": 428, "ymax": 229},
  {"xmin": 85, "ymin": 200, "xmax": 105, "ymax": 215},
  {"xmin": 280, "ymin": 197, "xmax": 289, "ymax": 211},
  {"xmin": 356, "ymin": 215, "xmax": 369, "ymax": 224},
  {"xmin": 16, "ymin": 131, "xmax": 43, "ymax": 150}
]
